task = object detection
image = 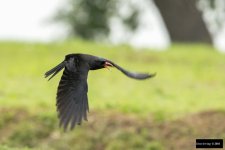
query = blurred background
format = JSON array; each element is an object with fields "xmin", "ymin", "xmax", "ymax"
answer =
[{"xmin": 0, "ymin": 0, "xmax": 225, "ymax": 150}]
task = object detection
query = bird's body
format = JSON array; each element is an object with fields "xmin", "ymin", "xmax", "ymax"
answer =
[{"xmin": 45, "ymin": 53, "xmax": 155, "ymax": 130}]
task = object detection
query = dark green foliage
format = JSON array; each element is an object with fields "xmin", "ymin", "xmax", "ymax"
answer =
[{"xmin": 54, "ymin": 0, "xmax": 139, "ymax": 40}]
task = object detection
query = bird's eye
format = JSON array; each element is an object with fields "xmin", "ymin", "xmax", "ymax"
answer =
[
  {"xmin": 98, "ymin": 61, "xmax": 105, "ymax": 66},
  {"xmin": 101, "ymin": 61, "xmax": 105, "ymax": 65}
]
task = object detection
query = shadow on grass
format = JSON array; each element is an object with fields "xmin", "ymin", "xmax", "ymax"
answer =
[{"xmin": 0, "ymin": 107, "xmax": 224, "ymax": 150}]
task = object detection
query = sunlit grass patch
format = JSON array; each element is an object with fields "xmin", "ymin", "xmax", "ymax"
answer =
[{"xmin": 0, "ymin": 41, "xmax": 224, "ymax": 120}]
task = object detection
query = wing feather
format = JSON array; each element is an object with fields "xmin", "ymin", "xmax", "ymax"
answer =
[
  {"xmin": 57, "ymin": 68, "xmax": 89, "ymax": 131},
  {"xmin": 108, "ymin": 61, "xmax": 156, "ymax": 80}
]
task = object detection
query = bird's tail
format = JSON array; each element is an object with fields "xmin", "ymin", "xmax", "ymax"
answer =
[{"xmin": 45, "ymin": 61, "xmax": 66, "ymax": 81}]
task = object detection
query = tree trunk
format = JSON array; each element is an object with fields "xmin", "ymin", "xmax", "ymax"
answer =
[{"xmin": 154, "ymin": 0, "xmax": 212, "ymax": 44}]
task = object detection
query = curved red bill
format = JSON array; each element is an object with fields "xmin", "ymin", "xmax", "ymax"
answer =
[{"xmin": 104, "ymin": 61, "xmax": 113, "ymax": 70}]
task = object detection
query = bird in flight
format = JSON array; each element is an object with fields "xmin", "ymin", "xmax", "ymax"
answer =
[{"xmin": 45, "ymin": 53, "xmax": 155, "ymax": 130}]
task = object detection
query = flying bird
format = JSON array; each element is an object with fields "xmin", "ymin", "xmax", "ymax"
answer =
[{"xmin": 45, "ymin": 53, "xmax": 155, "ymax": 130}]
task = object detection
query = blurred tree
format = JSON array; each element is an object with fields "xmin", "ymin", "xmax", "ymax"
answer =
[
  {"xmin": 198, "ymin": 0, "xmax": 225, "ymax": 36},
  {"xmin": 54, "ymin": 0, "xmax": 139, "ymax": 40},
  {"xmin": 153, "ymin": 0, "xmax": 213, "ymax": 44},
  {"xmin": 55, "ymin": 0, "xmax": 224, "ymax": 44}
]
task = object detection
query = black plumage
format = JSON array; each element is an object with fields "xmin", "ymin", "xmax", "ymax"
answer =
[{"xmin": 45, "ymin": 53, "xmax": 155, "ymax": 130}]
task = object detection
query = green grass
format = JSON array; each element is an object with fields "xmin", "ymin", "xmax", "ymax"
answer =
[
  {"xmin": 0, "ymin": 40, "xmax": 225, "ymax": 149},
  {"xmin": 0, "ymin": 41, "xmax": 224, "ymax": 118}
]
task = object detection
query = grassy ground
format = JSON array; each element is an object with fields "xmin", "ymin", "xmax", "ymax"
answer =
[{"xmin": 0, "ymin": 40, "xmax": 224, "ymax": 150}]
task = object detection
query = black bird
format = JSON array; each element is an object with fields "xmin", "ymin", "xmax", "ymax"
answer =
[{"xmin": 45, "ymin": 53, "xmax": 155, "ymax": 130}]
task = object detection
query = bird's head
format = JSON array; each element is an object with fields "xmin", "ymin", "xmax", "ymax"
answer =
[{"xmin": 89, "ymin": 58, "xmax": 114, "ymax": 70}]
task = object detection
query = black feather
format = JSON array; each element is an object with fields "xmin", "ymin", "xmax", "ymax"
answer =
[
  {"xmin": 45, "ymin": 53, "xmax": 155, "ymax": 131},
  {"xmin": 108, "ymin": 61, "xmax": 156, "ymax": 80},
  {"xmin": 45, "ymin": 61, "xmax": 66, "ymax": 80}
]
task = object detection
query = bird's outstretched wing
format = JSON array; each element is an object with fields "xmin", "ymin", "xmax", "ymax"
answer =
[
  {"xmin": 108, "ymin": 61, "xmax": 156, "ymax": 80},
  {"xmin": 45, "ymin": 56, "xmax": 89, "ymax": 130},
  {"xmin": 56, "ymin": 68, "xmax": 89, "ymax": 131}
]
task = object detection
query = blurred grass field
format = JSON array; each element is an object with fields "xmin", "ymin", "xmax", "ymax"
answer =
[{"xmin": 0, "ymin": 41, "xmax": 225, "ymax": 150}]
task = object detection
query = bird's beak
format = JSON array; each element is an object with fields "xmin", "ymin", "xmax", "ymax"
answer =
[{"xmin": 104, "ymin": 61, "xmax": 113, "ymax": 70}]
